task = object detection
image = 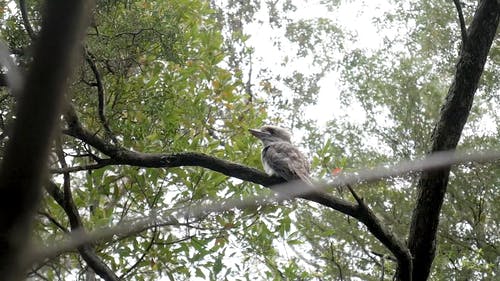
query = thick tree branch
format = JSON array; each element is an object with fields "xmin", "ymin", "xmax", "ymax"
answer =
[
  {"xmin": 0, "ymin": 1, "xmax": 93, "ymax": 280},
  {"xmin": 64, "ymin": 109, "xmax": 500, "ymax": 281},
  {"xmin": 64, "ymin": 89, "xmax": 500, "ymax": 281},
  {"xmin": 64, "ymin": 103, "xmax": 284, "ymax": 185},
  {"xmin": 40, "ymin": 123, "xmax": 500, "ymax": 274},
  {"xmin": 403, "ymin": 1, "xmax": 499, "ymax": 280},
  {"xmin": 64, "ymin": 103, "xmax": 414, "ymax": 273}
]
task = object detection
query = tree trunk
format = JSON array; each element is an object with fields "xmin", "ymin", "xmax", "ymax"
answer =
[{"xmin": 398, "ymin": 1, "xmax": 499, "ymax": 280}]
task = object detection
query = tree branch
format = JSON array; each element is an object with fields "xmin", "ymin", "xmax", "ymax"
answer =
[
  {"xmin": 63, "ymin": 91, "xmax": 500, "ymax": 281},
  {"xmin": 64, "ymin": 103, "xmax": 418, "ymax": 273},
  {"xmin": 403, "ymin": 1, "xmax": 499, "ymax": 280},
  {"xmin": 347, "ymin": 184, "xmax": 412, "ymax": 280},
  {"xmin": 37, "ymin": 211, "xmax": 68, "ymax": 233},
  {"xmin": 63, "ymin": 103, "xmax": 285, "ymax": 185},
  {"xmin": 45, "ymin": 180, "xmax": 119, "ymax": 281},
  {"xmin": 84, "ymin": 49, "xmax": 116, "ymax": 143},
  {"xmin": 452, "ymin": 0, "xmax": 467, "ymax": 46},
  {"xmin": 51, "ymin": 140, "xmax": 119, "ymax": 281},
  {"xmin": 50, "ymin": 158, "xmax": 119, "ymax": 173},
  {"xmin": 19, "ymin": 0, "xmax": 36, "ymax": 39},
  {"xmin": 31, "ymin": 179, "xmax": 403, "ymax": 269},
  {"xmin": 119, "ymin": 228, "xmax": 157, "ymax": 279},
  {"xmin": 0, "ymin": 0, "xmax": 94, "ymax": 279},
  {"xmin": 0, "ymin": 73, "xmax": 7, "ymax": 87},
  {"xmin": 33, "ymin": 145, "xmax": 500, "ymax": 272}
]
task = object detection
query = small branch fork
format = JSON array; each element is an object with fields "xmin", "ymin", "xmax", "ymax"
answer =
[
  {"xmin": 346, "ymin": 184, "xmax": 412, "ymax": 280},
  {"xmin": 48, "ymin": 140, "xmax": 118, "ymax": 281},
  {"xmin": 44, "ymin": 181, "xmax": 118, "ymax": 281}
]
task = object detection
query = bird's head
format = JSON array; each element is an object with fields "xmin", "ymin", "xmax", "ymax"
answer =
[{"xmin": 249, "ymin": 125, "xmax": 292, "ymax": 146}]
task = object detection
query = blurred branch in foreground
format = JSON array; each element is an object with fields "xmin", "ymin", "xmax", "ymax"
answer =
[{"xmin": 31, "ymin": 149, "xmax": 500, "ymax": 270}]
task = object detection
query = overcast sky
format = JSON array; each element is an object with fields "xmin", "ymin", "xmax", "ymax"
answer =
[{"xmin": 245, "ymin": 0, "xmax": 396, "ymax": 139}]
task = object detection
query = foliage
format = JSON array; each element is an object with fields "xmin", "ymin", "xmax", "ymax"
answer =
[{"xmin": 0, "ymin": 0, "xmax": 498, "ymax": 280}]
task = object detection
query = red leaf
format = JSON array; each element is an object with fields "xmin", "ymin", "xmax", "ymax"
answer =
[{"xmin": 331, "ymin": 168, "xmax": 342, "ymax": 176}]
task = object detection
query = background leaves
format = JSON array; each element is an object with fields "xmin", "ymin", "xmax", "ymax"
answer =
[{"xmin": 0, "ymin": 0, "xmax": 498, "ymax": 280}]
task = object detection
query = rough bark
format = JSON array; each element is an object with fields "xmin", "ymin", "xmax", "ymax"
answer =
[
  {"xmin": 0, "ymin": 1, "xmax": 93, "ymax": 280},
  {"xmin": 401, "ymin": 1, "xmax": 499, "ymax": 280}
]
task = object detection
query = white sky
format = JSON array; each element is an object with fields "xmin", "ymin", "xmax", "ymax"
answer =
[{"xmin": 246, "ymin": 0, "xmax": 395, "ymax": 129}]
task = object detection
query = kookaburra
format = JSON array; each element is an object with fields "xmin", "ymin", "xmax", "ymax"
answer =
[{"xmin": 249, "ymin": 125, "xmax": 311, "ymax": 184}]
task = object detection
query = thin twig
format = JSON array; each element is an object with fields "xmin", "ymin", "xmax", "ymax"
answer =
[
  {"xmin": 84, "ymin": 49, "xmax": 117, "ymax": 143},
  {"xmin": 51, "ymin": 141, "xmax": 119, "ymax": 281},
  {"xmin": 119, "ymin": 227, "xmax": 157, "ymax": 279},
  {"xmin": 380, "ymin": 254, "xmax": 385, "ymax": 281},
  {"xmin": 44, "ymin": 180, "xmax": 119, "ymax": 281},
  {"xmin": 453, "ymin": 0, "xmax": 467, "ymax": 47},
  {"xmin": 50, "ymin": 158, "xmax": 118, "ymax": 174},
  {"xmin": 371, "ymin": 250, "xmax": 397, "ymax": 262},
  {"xmin": 346, "ymin": 184, "xmax": 363, "ymax": 205},
  {"xmin": 37, "ymin": 211, "xmax": 68, "ymax": 233}
]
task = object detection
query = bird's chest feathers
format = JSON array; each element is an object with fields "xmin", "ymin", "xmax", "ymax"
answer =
[
  {"xmin": 262, "ymin": 157, "xmax": 276, "ymax": 175},
  {"xmin": 261, "ymin": 146, "xmax": 276, "ymax": 175}
]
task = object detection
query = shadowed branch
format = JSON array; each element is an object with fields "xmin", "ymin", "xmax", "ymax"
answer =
[{"xmin": 0, "ymin": 0, "xmax": 94, "ymax": 280}]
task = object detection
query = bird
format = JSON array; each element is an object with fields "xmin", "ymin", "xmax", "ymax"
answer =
[{"xmin": 249, "ymin": 125, "xmax": 311, "ymax": 185}]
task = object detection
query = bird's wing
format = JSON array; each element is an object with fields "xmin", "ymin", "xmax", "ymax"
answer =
[{"xmin": 264, "ymin": 142, "xmax": 311, "ymax": 184}]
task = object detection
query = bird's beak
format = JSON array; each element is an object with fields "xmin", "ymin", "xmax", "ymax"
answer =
[{"xmin": 248, "ymin": 128, "xmax": 270, "ymax": 139}]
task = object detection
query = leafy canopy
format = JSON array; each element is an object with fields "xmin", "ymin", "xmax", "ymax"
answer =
[{"xmin": 0, "ymin": 0, "xmax": 498, "ymax": 280}]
